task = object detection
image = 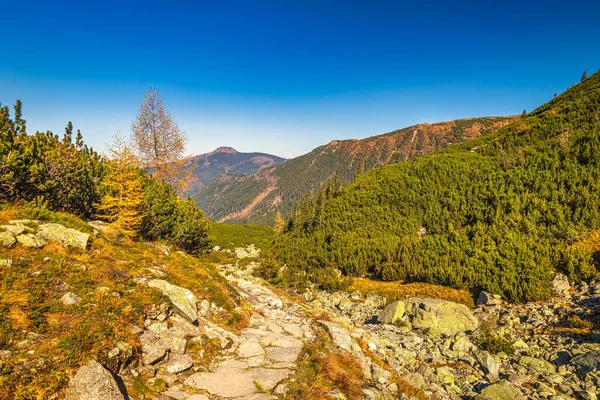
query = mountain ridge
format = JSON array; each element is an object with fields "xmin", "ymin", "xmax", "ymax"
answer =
[{"xmin": 195, "ymin": 115, "xmax": 519, "ymax": 224}]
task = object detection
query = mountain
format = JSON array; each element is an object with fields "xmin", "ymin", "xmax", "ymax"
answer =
[
  {"xmin": 183, "ymin": 147, "xmax": 285, "ymax": 197},
  {"xmin": 268, "ymin": 70, "xmax": 600, "ymax": 303},
  {"xmin": 194, "ymin": 116, "xmax": 518, "ymax": 224}
]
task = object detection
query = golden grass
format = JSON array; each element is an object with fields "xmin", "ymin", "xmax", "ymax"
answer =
[
  {"xmin": 350, "ymin": 278, "xmax": 475, "ymax": 308},
  {"xmin": 8, "ymin": 308, "xmax": 30, "ymax": 329},
  {"xmin": 2, "ymin": 291, "xmax": 30, "ymax": 307}
]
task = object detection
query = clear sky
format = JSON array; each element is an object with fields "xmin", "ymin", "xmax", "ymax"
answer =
[{"xmin": 1, "ymin": 0, "xmax": 599, "ymax": 158}]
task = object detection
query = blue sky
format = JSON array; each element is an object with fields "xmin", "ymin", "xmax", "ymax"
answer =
[{"xmin": 1, "ymin": 0, "xmax": 599, "ymax": 158}]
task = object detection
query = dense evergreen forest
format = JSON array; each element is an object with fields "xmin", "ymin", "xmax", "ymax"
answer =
[
  {"xmin": 195, "ymin": 116, "xmax": 517, "ymax": 225},
  {"xmin": 0, "ymin": 102, "xmax": 211, "ymax": 254},
  {"xmin": 266, "ymin": 71, "xmax": 600, "ymax": 303}
]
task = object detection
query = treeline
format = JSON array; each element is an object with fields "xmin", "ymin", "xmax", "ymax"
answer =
[
  {"xmin": 265, "ymin": 71, "xmax": 600, "ymax": 303},
  {"xmin": 0, "ymin": 99, "xmax": 211, "ymax": 255}
]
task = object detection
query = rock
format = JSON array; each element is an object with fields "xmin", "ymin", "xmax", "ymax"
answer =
[
  {"xmin": 476, "ymin": 291, "xmax": 503, "ymax": 306},
  {"xmin": 185, "ymin": 360, "xmax": 258, "ymax": 398},
  {"xmin": 519, "ymin": 356, "xmax": 556, "ymax": 375},
  {"xmin": 0, "ymin": 259, "xmax": 12, "ymax": 267},
  {"xmin": 479, "ymin": 379, "xmax": 524, "ymax": 400},
  {"xmin": 64, "ymin": 359, "xmax": 124, "ymax": 400},
  {"xmin": 61, "ymin": 292, "xmax": 82, "ymax": 306},
  {"xmin": 37, "ymin": 223, "xmax": 90, "ymax": 250},
  {"xmin": 186, "ymin": 395, "xmax": 209, "ymax": 400},
  {"xmin": 164, "ymin": 354, "xmax": 193, "ymax": 374},
  {"xmin": 475, "ymin": 350, "xmax": 500, "ymax": 380},
  {"xmin": 140, "ymin": 330, "xmax": 168, "ymax": 365},
  {"xmin": 576, "ymin": 391, "xmax": 598, "ymax": 400},
  {"xmin": 161, "ymin": 389, "xmax": 190, "ymax": 400},
  {"xmin": 148, "ymin": 279, "xmax": 198, "ymax": 323},
  {"xmin": 238, "ymin": 341, "xmax": 265, "ymax": 358},
  {"xmin": 337, "ymin": 297, "xmax": 352, "ymax": 310},
  {"xmin": 405, "ymin": 298, "xmax": 479, "ymax": 336},
  {"xmin": 198, "ymin": 299, "xmax": 211, "ymax": 317},
  {"xmin": 318, "ymin": 321, "xmax": 362, "ymax": 353},
  {"xmin": 571, "ymin": 350, "xmax": 600, "ymax": 378},
  {"xmin": 378, "ymin": 301, "xmax": 406, "ymax": 325},
  {"xmin": 553, "ymin": 274, "xmax": 570, "ymax": 297},
  {"xmin": 17, "ymin": 233, "xmax": 46, "ymax": 248},
  {"xmin": 155, "ymin": 243, "xmax": 170, "ymax": 255},
  {"xmin": 0, "ymin": 231, "xmax": 16, "ymax": 247},
  {"xmin": 234, "ymin": 244, "xmax": 260, "ymax": 259}
]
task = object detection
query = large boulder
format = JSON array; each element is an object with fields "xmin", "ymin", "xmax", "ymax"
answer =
[
  {"xmin": 478, "ymin": 379, "xmax": 524, "ymax": 400},
  {"xmin": 405, "ymin": 298, "xmax": 479, "ymax": 336},
  {"xmin": 378, "ymin": 301, "xmax": 406, "ymax": 325},
  {"xmin": 17, "ymin": 233, "xmax": 46, "ymax": 248},
  {"xmin": 476, "ymin": 291, "xmax": 503, "ymax": 306},
  {"xmin": 64, "ymin": 359, "xmax": 124, "ymax": 400},
  {"xmin": 148, "ymin": 279, "xmax": 198, "ymax": 323},
  {"xmin": 36, "ymin": 223, "xmax": 90, "ymax": 250},
  {"xmin": 519, "ymin": 356, "xmax": 556, "ymax": 375},
  {"xmin": 140, "ymin": 330, "xmax": 168, "ymax": 365}
]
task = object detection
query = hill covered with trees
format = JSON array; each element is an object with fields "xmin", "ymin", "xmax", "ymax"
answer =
[
  {"xmin": 195, "ymin": 116, "xmax": 517, "ymax": 224},
  {"xmin": 265, "ymin": 71, "xmax": 600, "ymax": 303}
]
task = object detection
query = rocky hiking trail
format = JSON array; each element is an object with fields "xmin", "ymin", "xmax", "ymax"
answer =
[{"xmin": 182, "ymin": 263, "xmax": 314, "ymax": 399}]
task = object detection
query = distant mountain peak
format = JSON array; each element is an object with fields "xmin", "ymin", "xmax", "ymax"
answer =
[{"xmin": 212, "ymin": 146, "xmax": 238, "ymax": 154}]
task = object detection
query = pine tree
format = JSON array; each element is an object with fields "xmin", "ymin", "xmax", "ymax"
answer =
[
  {"xmin": 522, "ymin": 109, "xmax": 527, "ymax": 118},
  {"xmin": 581, "ymin": 70, "xmax": 588, "ymax": 82},
  {"xmin": 96, "ymin": 133, "xmax": 146, "ymax": 238}
]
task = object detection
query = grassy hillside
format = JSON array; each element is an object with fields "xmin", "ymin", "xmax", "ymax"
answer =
[
  {"xmin": 195, "ymin": 116, "xmax": 517, "ymax": 225},
  {"xmin": 0, "ymin": 205, "xmax": 248, "ymax": 399},
  {"xmin": 210, "ymin": 222, "xmax": 274, "ymax": 251},
  {"xmin": 266, "ymin": 71, "xmax": 600, "ymax": 303}
]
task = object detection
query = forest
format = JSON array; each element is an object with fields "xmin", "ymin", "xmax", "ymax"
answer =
[{"xmin": 265, "ymin": 71, "xmax": 600, "ymax": 303}]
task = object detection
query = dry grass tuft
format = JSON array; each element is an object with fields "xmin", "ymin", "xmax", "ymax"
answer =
[
  {"xmin": 350, "ymin": 278, "xmax": 475, "ymax": 308},
  {"xmin": 317, "ymin": 352, "xmax": 364, "ymax": 400},
  {"xmin": 2, "ymin": 290, "xmax": 30, "ymax": 307},
  {"xmin": 8, "ymin": 308, "xmax": 30, "ymax": 329}
]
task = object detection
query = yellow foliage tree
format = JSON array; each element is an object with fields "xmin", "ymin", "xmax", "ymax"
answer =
[
  {"xmin": 96, "ymin": 133, "xmax": 146, "ymax": 238},
  {"xmin": 273, "ymin": 211, "xmax": 285, "ymax": 236}
]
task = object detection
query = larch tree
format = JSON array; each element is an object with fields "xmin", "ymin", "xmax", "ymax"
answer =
[
  {"xmin": 274, "ymin": 211, "xmax": 285, "ymax": 236},
  {"xmin": 581, "ymin": 70, "xmax": 588, "ymax": 82},
  {"xmin": 130, "ymin": 88, "xmax": 191, "ymax": 195},
  {"xmin": 96, "ymin": 133, "xmax": 146, "ymax": 238}
]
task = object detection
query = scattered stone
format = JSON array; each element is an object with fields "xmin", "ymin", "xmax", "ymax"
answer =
[
  {"xmin": 17, "ymin": 233, "xmax": 45, "ymax": 248},
  {"xmin": 0, "ymin": 231, "xmax": 16, "ymax": 247},
  {"xmin": 238, "ymin": 341, "xmax": 266, "ymax": 358},
  {"xmin": 519, "ymin": 356, "xmax": 557, "ymax": 375},
  {"xmin": 571, "ymin": 351, "xmax": 600, "ymax": 378},
  {"xmin": 234, "ymin": 244, "xmax": 260, "ymax": 258},
  {"xmin": 406, "ymin": 298, "xmax": 479, "ymax": 336},
  {"xmin": 552, "ymin": 274, "xmax": 570, "ymax": 297},
  {"xmin": 37, "ymin": 223, "xmax": 90, "ymax": 250},
  {"xmin": 64, "ymin": 359, "xmax": 124, "ymax": 400},
  {"xmin": 140, "ymin": 330, "xmax": 168, "ymax": 365},
  {"xmin": 378, "ymin": 301, "xmax": 406, "ymax": 325},
  {"xmin": 476, "ymin": 291, "xmax": 503, "ymax": 306},
  {"xmin": 155, "ymin": 243, "xmax": 170, "ymax": 256},
  {"xmin": 337, "ymin": 297, "xmax": 352, "ymax": 310},
  {"xmin": 148, "ymin": 279, "xmax": 198, "ymax": 323},
  {"xmin": 475, "ymin": 350, "xmax": 500, "ymax": 380},
  {"xmin": 61, "ymin": 292, "xmax": 82, "ymax": 306},
  {"xmin": 0, "ymin": 259, "xmax": 12, "ymax": 267},
  {"xmin": 479, "ymin": 379, "xmax": 525, "ymax": 400},
  {"xmin": 165, "ymin": 354, "xmax": 193, "ymax": 374}
]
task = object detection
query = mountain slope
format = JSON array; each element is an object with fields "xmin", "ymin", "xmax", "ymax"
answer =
[
  {"xmin": 195, "ymin": 116, "xmax": 517, "ymax": 224},
  {"xmin": 183, "ymin": 147, "xmax": 285, "ymax": 197},
  {"xmin": 268, "ymin": 71, "xmax": 600, "ymax": 303}
]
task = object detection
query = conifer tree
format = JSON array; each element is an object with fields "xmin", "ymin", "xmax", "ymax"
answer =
[
  {"xmin": 130, "ymin": 88, "xmax": 191, "ymax": 194},
  {"xmin": 97, "ymin": 133, "xmax": 146, "ymax": 238},
  {"xmin": 581, "ymin": 70, "xmax": 588, "ymax": 82}
]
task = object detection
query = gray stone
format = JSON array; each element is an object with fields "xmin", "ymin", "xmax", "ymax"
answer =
[
  {"xmin": 140, "ymin": 330, "xmax": 168, "ymax": 365},
  {"xmin": 318, "ymin": 321, "xmax": 362, "ymax": 352},
  {"xmin": 185, "ymin": 360, "xmax": 257, "ymax": 398},
  {"xmin": 337, "ymin": 297, "xmax": 352, "ymax": 310},
  {"xmin": 165, "ymin": 354, "xmax": 193, "ymax": 374},
  {"xmin": 36, "ymin": 223, "xmax": 90, "ymax": 250},
  {"xmin": 553, "ymin": 274, "xmax": 570, "ymax": 297},
  {"xmin": 571, "ymin": 350, "xmax": 600, "ymax": 378},
  {"xmin": 64, "ymin": 359, "xmax": 124, "ymax": 400},
  {"xmin": 479, "ymin": 379, "xmax": 524, "ymax": 400},
  {"xmin": 405, "ymin": 298, "xmax": 479, "ymax": 336},
  {"xmin": 148, "ymin": 279, "xmax": 198, "ymax": 323},
  {"xmin": 186, "ymin": 396, "xmax": 209, "ymax": 400},
  {"xmin": 378, "ymin": 301, "xmax": 406, "ymax": 325},
  {"xmin": 198, "ymin": 298, "xmax": 211, "ymax": 317},
  {"xmin": 238, "ymin": 341, "xmax": 265, "ymax": 358},
  {"xmin": 61, "ymin": 292, "xmax": 82, "ymax": 306},
  {"xmin": 475, "ymin": 350, "xmax": 500, "ymax": 380},
  {"xmin": 476, "ymin": 291, "xmax": 503, "ymax": 306},
  {"xmin": 519, "ymin": 356, "xmax": 556, "ymax": 375},
  {"xmin": 0, "ymin": 231, "xmax": 16, "ymax": 247},
  {"xmin": 17, "ymin": 233, "xmax": 46, "ymax": 248},
  {"xmin": 0, "ymin": 259, "xmax": 12, "ymax": 267}
]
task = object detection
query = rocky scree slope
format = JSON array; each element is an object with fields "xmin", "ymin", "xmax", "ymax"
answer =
[{"xmin": 194, "ymin": 116, "xmax": 517, "ymax": 225}]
